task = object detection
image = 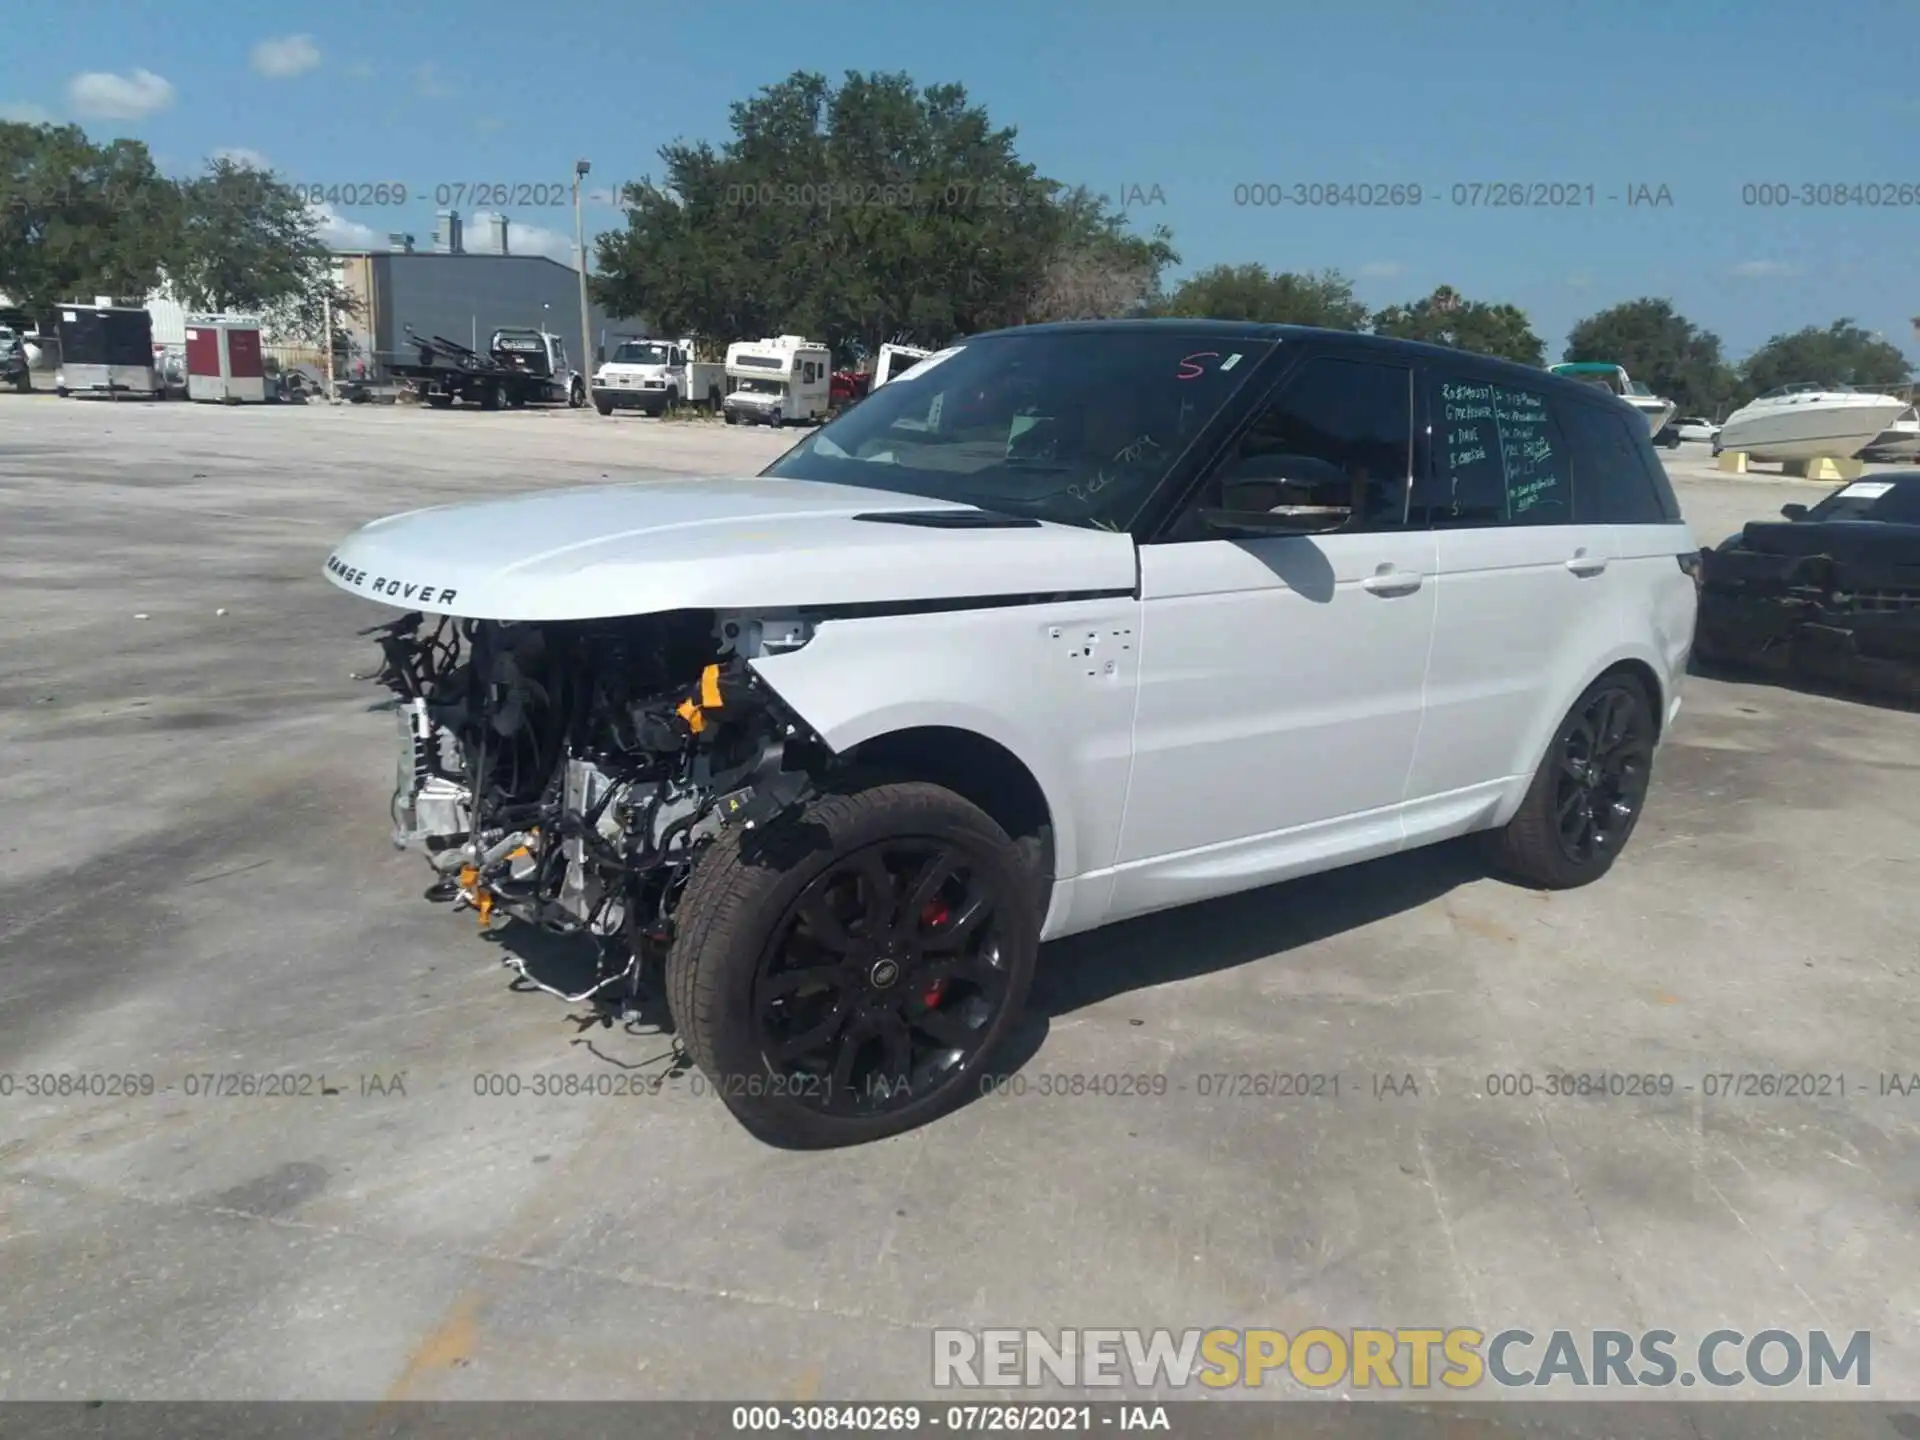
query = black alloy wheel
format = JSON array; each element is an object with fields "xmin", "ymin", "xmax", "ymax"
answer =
[
  {"xmin": 1551, "ymin": 682, "xmax": 1653, "ymax": 866},
  {"xmin": 665, "ymin": 779, "xmax": 1039, "ymax": 1148},
  {"xmin": 1483, "ymin": 672, "xmax": 1657, "ymax": 889},
  {"xmin": 753, "ymin": 839, "xmax": 1010, "ymax": 1117}
]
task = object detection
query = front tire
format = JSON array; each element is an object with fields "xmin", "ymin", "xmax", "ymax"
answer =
[
  {"xmin": 569, "ymin": 378, "xmax": 586, "ymax": 408},
  {"xmin": 666, "ymin": 780, "xmax": 1039, "ymax": 1149},
  {"xmin": 1483, "ymin": 672, "xmax": 1656, "ymax": 889}
]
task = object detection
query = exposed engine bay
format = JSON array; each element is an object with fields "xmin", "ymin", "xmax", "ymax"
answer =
[{"xmin": 361, "ymin": 608, "xmax": 823, "ymax": 1011}]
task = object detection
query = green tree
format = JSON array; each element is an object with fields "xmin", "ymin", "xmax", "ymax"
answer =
[
  {"xmin": 0, "ymin": 121, "xmax": 179, "ymax": 325},
  {"xmin": 1369, "ymin": 284, "xmax": 1545, "ymax": 366},
  {"xmin": 167, "ymin": 156, "xmax": 355, "ymax": 345},
  {"xmin": 1022, "ymin": 183, "xmax": 1178, "ymax": 323},
  {"xmin": 592, "ymin": 71, "xmax": 1177, "ymax": 359},
  {"xmin": 1150, "ymin": 263, "xmax": 1368, "ymax": 329},
  {"xmin": 1564, "ymin": 298, "xmax": 1736, "ymax": 418},
  {"xmin": 1739, "ymin": 319, "xmax": 1911, "ymax": 398}
]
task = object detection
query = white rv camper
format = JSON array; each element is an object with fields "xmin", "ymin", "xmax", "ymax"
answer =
[{"xmin": 721, "ymin": 335, "xmax": 831, "ymax": 426}]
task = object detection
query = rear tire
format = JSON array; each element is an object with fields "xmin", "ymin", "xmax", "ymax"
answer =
[
  {"xmin": 594, "ymin": 400, "xmax": 613, "ymax": 416},
  {"xmin": 1482, "ymin": 672, "xmax": 1656, "ymax": 889},
  {"xmin": 666, "ymin": 779, "xmax": 1039, "ymax": 1149},
  {"xmin": 569, "ymin": 377, "xmax": 586, "ymax": 408}
]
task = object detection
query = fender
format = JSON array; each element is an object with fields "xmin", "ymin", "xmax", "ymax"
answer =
[{"xmin": 747, "ymin": 599, "xmax": 1147, "ymax": 884}]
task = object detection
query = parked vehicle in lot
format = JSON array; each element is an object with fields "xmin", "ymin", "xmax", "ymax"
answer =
[
  {"xmin": 1653, "ymin": 420, "xmax": 1682, "ymax": 448},
  {"xmin": 389, "ymin": 326, "xmax": 586, "ymax": 410},
  {"xmin": 870, "ymin": 342, "xmax": 932, "ymax": 390},
  {"xmin": 592, "ymin": 337, "xmax": 726, "ymax": 416},
  {"xmin": 55, "ymin": 303, "xmax": 160, "ymax": 399},
  {"xmin": 722, "ymin": 335, "xmax": 832, "ymax": 426},
  {"xmin": 0, "ymin": 327, "xmax": 28, "ymax": 392},
  {"xmin": 324, "ymin": 320, "xmax": 1698, "ymax": 1148},
  {"xmin": 1694, "ymin": 472, "xmax": 1920, "ymax": 697},
  {"xmin": 1675, "ymin": 416, "xmax": 1720, "ymax": 444}
]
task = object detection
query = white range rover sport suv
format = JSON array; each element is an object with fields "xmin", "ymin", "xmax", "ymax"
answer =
[{"xmin": 324, "ymin": 321, "xmax": 1700, "ymax": 1147}]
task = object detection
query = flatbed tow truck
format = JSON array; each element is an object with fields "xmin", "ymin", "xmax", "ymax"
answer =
[{"xmin": 390, "ymin": 326, "xmax": 586, "ymax": 410}]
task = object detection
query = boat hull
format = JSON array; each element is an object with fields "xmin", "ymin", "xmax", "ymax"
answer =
[
  {"xmin": 1864, "ymin": 417, "xmax": 1920, "ymax": 457},
  {"xmin": 1629, "ymin": 398, "xmax": 1676, "ymax": 435},
  {"xmin": 1715, "ymin": 398, "xmax": 1909, "ymax": 463}
]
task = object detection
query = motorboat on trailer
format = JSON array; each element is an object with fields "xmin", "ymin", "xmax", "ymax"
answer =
[
  {"xmin": 1712, "ymin": 383, "xmax": 1911, "ymax": 463},
  {"xmin": 1547, "ymin": 362, "xmax": 1676, "ymax": 436}
]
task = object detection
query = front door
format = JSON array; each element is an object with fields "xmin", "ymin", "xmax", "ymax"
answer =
[{"xmin": 1109, "ymin": 353, "xmax": 1436, "ymax": 922}]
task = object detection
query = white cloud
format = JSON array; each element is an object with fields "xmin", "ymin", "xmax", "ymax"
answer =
[
  {"xmin": 212, "ymin": 146, "xmax": 270, "ymax": 170},
  {"xmin": 0, "ymin": 100, "xmax": 54, "ymax": 123},
  {"xmin": 250, "ymin": 35, "xmax": 322, "ymax": 78},
  {"xmin": 469, "ymin": 211, "xmax": 580, "ymax": 265},
  {"xmin": 1732, "ymin": 260, "xmax": 1796, "ymax": 279},
  {"xmin": 310, "ymin": 202, "xmax": 380, "ymax": 250},
  {"xmin": 346, "ymin": 59, "xmax": 374, "ymax": 80},
  {"xmin": 1357, "ymin": 261, "xmax": 1403, "ymax": 279},
  {"xmin": 414, "ymin": 63, "xmax": 457, "ymax": 99},
  {"xmin": 67, "ymin": 68, "xmax": 175, "ymax": 120}
]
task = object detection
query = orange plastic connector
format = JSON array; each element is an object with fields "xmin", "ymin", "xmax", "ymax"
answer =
[
  {"xmin": 476, "ymin": 889, "xmax": 495, "ymax": 926},
  {"xmin": 675, "ymin": 697, "xmax": 706, "ymax": 734},
  {"xmin": 700, "ymin": 663, "xmax": 723, "ymax": 709}
]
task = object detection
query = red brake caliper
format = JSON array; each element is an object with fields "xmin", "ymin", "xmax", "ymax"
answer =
[{"xmin": 920, "ymin": 899, "xmax": 950, "ymax": 1006}]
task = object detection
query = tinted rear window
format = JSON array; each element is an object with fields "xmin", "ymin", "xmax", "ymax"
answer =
[{"xmin": 1558, "ymin": 395, "xmax": 1679, "ymax": 523}]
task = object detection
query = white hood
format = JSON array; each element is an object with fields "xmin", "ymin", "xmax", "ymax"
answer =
[{"xmin": 321, "ymin": 475, "xmax": 1138, "ymax": 621}]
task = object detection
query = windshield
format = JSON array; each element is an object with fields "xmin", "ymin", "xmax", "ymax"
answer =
[
  {"xmin": 612, "ymin": 342, "xmax": 671, "ymax": 365},
  {"xmin": 735, "ymin": 377, "xmax": 785, "ymax": 396},
  {"xmin": 1809, "ymin": 478, "xmax": 1920, "ymax": 523},
  {"xmin": 761, "ymin": 329, "xmax": 1273, "ymax": 530}
]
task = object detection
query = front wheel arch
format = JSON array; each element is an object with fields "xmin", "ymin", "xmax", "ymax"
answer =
[{"xmin": 841, "ymin": 726, "xmax": 1056, "ymax": 920}]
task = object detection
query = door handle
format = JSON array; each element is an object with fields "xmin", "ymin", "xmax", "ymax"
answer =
[
  {"xmin": 1361, "ymin": 568, "xmax": 1423, "ymax": 597},
  {"xmin": 1565, "ymin": 553, "xmax": 1609, "ymax": 577}
]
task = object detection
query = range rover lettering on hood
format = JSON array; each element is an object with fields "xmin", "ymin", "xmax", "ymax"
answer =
[
  {"xmin": 318, "ymin": 476, "xmax": 1138, "ymax": 622},
  {"xmin": 326, "ymin": 552, "xmax": 458, "ymax": 606}
]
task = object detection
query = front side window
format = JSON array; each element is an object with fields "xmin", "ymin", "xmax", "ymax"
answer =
[
  {"xmin": 1416, "ymin": 373, "xmax": 1572, "ymax": 526},
  {"xmin": 762, "ymin": 329, "xmax": 1275, "ymax": 531},
  {"xmin": 1167, "ymin": 355, "xmax": 1414, "ymax": 539}
]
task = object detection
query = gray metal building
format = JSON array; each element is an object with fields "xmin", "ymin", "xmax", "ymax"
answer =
[{"xmin": 333, "ymin": 210, "xmax": 639, "ymax": 382}]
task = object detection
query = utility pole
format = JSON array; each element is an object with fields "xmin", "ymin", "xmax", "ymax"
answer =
[
  {"xmin": 573, "ymin": 159, "xmax": 593, "ymax": 377},
  {"xmin": 322, "ymin": 289, "xmax": 336, "ymax": 403}
]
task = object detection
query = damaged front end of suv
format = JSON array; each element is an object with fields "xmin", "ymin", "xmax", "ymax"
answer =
[
  {"xmin": 362, "ymin": 605, "xmax": 821, "ymax": 1010},
  {"xmin": 1694, "ymin": 490, "xmax": 1920, "ymax": 700}
]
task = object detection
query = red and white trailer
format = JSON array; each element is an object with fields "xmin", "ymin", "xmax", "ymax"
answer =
[{"xmin": 185, "ymin": 316, "xmax": 267, "ymax": 403}]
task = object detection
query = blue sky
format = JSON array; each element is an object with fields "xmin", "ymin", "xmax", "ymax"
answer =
[{"xmin": 5, "ymin": 0, "xmax": 1917, "ymax": 365}]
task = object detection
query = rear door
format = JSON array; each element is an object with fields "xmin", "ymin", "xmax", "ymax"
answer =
[
  {"xmin": 1560, "ymin": 396, "xmax": 1698, "ymax": 723},
  {"xmin": 1403, "ymin": 366, "xmax": 1621, "ymax": 832}
]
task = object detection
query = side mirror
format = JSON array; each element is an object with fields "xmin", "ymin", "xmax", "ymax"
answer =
[
  {"xmin": 1780, "ymin": 503, "xmax": 1808, "ymax": 521},
  {"xmin": 1198, "ymin": 505, "xmax": 1351, "ymax": 538}
]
